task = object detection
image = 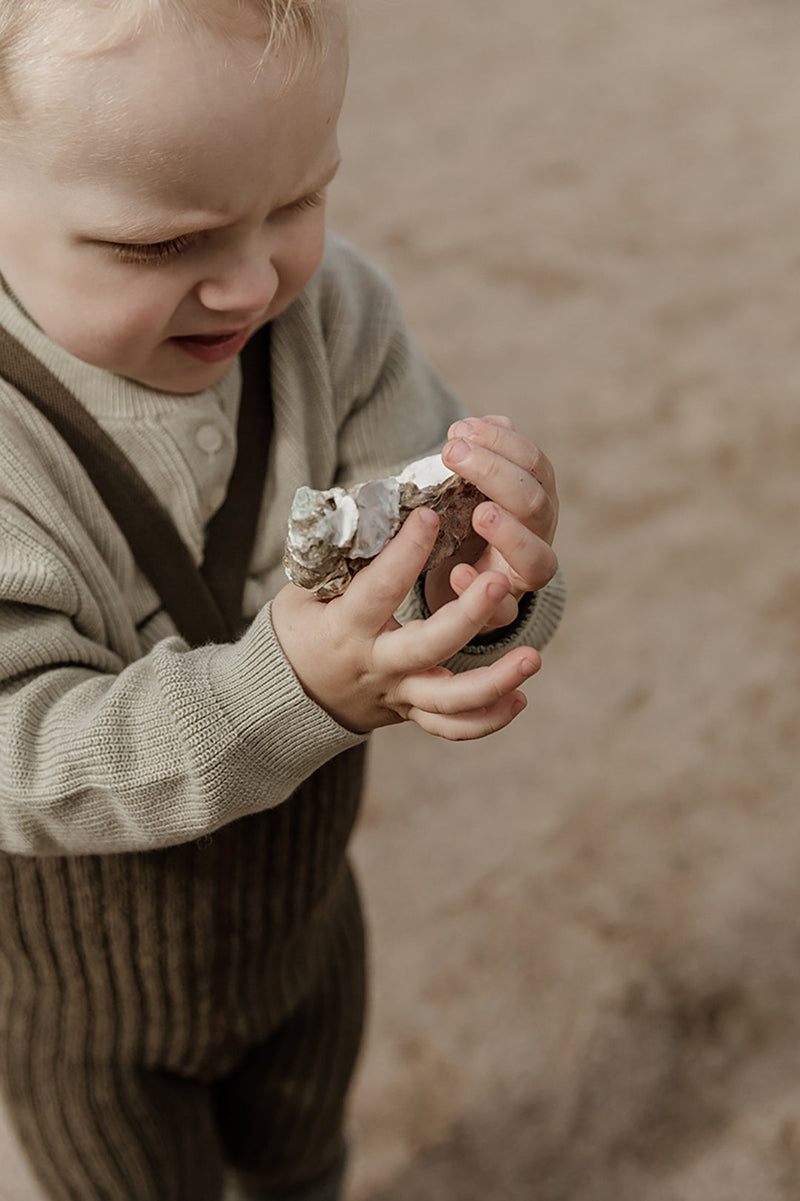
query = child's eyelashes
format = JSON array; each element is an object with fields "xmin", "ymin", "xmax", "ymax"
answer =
[
  {"xmin": 103, "ymin": 191, "xmax": 326, "ymax": 266},
  {"xmin": 297, "ymin": 189, "xmax": 326, "ymax": 210},
  {"xmin": 280, "ymin": 188, "xmax": 327, "ymax": 216},
  {"xmin": 108, "ymin": 234, "xmax": 196, "ymax": 266}
]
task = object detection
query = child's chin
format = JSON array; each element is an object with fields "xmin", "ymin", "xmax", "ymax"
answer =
[
  {"xmin": 60, "ymin": 336, "xmax": 236, "ymax": 394},
  {"xmin": 123, "ymin": 357, "xmax": 233, "ymax": 395}
]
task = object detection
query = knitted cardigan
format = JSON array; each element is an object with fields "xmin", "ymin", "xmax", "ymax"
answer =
[{"xmin": 0, "ymin": 233, "xmax": 566, "ymax": 858}]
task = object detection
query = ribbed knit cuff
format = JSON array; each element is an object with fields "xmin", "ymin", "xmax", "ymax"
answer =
[
  {"xmin": 206, "ymin": 602, "xmax": 366, "ymax": 798},
  {"xmin": 396, "ymin": 568, "xmax": 567, "ymax": 673}
]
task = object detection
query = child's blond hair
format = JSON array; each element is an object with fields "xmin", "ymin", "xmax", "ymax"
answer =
[{"xmin": 0, "ymin": 0, "xmax": 333, "ymax": 122}]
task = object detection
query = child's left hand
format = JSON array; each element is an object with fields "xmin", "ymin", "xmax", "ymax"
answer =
[{"xmin": 424, "ymin": 415, "xmax": 559, "ymax": 630}]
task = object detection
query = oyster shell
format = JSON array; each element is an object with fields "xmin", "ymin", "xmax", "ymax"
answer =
[{"xmin": 284, "ymin": 454, "xmax": 484, "ymax": 597}]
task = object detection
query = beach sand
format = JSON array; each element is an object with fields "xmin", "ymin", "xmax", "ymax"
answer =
[{"xmin": 1, "ymin": 1, "xmax": 798, "ymax": 1197}]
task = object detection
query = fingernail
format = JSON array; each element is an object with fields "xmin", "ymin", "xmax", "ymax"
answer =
[
  {"xmin": 520, "ymin": 658, "xmax": 537, "ymax": 678},
  {"xmin": 487, "ymin": 579, "xmax": 508, "ymax": 602},
  {"xmin": 511, "ymin": 696, "xmax": 527, "ymax": 718},
  {"xmin": 417, "ymin": 507, "xmax": 439, "ymax": 528},
  {"xmin": 449, "ymin": 421, "xmax": 473, "ymax": 439},
  {"xmin": 445, "ymin": 438, "xmax": 469, "ymax": 465}
]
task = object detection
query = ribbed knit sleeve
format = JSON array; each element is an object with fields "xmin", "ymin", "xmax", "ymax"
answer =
[
  {"xmin": 0, "ymin": 534, "xmax": 363, "ymax": 855},
  {"xmin": 0, "ymin": 234, "xmax": 564, "ymax": 857}
]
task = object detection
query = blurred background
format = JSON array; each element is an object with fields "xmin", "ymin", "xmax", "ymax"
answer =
[
  {"xmin": 2, "ymin": 1, "xmax": 798, "ymax": 1198},
  {"xmin": 332, "ymin": 1, "xmax": 800, "ymax": 1199}
]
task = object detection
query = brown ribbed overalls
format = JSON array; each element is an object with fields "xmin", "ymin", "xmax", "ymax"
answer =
[{"xmin": 0, "ymin": 326, "xmax": 366, "ymax": 1201}]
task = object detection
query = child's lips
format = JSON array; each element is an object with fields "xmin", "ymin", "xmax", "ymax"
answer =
[{"xmin": 171, "ymin": 327, "xmax": 250, "ymax": 363}]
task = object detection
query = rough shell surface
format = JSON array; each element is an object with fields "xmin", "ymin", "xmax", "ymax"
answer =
[{"xmin": 283, "ymin": 454, "xmax": 484, "ymax": 597}]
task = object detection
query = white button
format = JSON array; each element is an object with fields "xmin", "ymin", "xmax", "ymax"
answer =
[{"xmin": 195, "ymin": 423, "xmax": 225, "ymax": 454}]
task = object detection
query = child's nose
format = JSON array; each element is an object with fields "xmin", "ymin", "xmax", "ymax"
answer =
[{"xmin": 195, "ymin": 245, "xmax": 279, "ymax": 315}]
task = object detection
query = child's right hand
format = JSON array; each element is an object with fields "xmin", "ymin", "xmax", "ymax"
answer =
[{"xmin": 270, "ymin": 508, "xmax": 541, "ymax": 740}]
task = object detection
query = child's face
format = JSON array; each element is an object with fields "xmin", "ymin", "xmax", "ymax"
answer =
[{"xmin": 0, "ymin": 11, "xmax": 347, "ymax": 394}]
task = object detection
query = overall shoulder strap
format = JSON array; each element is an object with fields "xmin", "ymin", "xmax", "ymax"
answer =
[
  {"xmin": 202, "ymin": 324, "xmax": 272, "ymax": 638},
  {"xmin": 0, "ymin": 324, "xmax": 273, "ymax": 647}
]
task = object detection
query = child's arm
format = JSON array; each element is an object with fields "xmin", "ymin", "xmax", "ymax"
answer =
[
  {"xmin": 0, "ymin": 486, "xmax": 369, "ymax": 856},
  {"xmin": 0, "ymin": 485, "xmax": 545, "ymax": 861},
  {"xmin": 0, "ymin": 499, "xmax": 534, "ymax": 858}
]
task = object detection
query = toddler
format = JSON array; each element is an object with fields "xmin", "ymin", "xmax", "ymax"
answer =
[{"xmin": 0, "ymin": 2, "xmax": 566, "ymax": 1199}]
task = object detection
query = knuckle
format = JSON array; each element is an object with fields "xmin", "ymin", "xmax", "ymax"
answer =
[
  {"xmin": 528, "ymin": 547, "xmax": 559, "ymax": 590},
  {"xmin": 467, "ymin": 591, "xmax": 502, "ymax": 628},
  {"xmin": 528, "ymin": 442, "xmax": 552, "ymax": 476},
  {"xmin": 497, "ymin": 596, "xmax": 521, "ymax": 625},
  {"xmin": 523, "ymin": 487, "xmax": 551, "ymax": 526},
  {"xmin": 396, "ymin": 627, "xmax": 442, "ymax": 674},
  {"xmin": 447, "ymin": 718, "xmax": 484, "ymax": 743},
  {"xmin": 401, "ymin": 649, "xmax": 435, "ymax": 676},
  {"xmin": 366, "ymin": 578, "xmax": 401, "ymax": 613},
  {"xmin": 528, "ymin": 444, "xmax": 547, "ymax": 473},
  {"xmin": 471, "ymin": 445, "xmax": 500, "ymax": 482},
  {"xmin": 476, "ymin": 420, "xmax": 506, "ymax": 450}
]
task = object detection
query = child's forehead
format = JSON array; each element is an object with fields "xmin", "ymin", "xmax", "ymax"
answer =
[
  {"xmin": 8, "ymin": 1, "xmax": 343, "ymax": 131},
  {"xmin": 7, "ymin": 10, "xmax": 347, "ymax": 226},
  {"xmin": 14, "ymin": 10, "xmax": 344, "ymax": 166},
  {"xmin": 9, "ymin": 0, "xmax": 331, "ymax": 54}
]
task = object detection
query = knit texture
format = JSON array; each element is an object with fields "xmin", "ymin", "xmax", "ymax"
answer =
[
  {"xmin": 0, "ymin": 233, "xmax": 564, "ymax": 857},
  {"xmin": 0, "ymin": 751, "xmax": 367, "ymax": 1199},
  {"xmin": 0, "ymin": 232, "xmax": 565, "ymax": 1200}
]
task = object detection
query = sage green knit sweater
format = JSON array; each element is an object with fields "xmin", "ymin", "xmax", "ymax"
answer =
[{"xmin": 0, "ymin": 234, "xmax": 565, "ymax": 857}]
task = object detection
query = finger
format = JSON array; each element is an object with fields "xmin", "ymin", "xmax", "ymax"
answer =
[
  {"xmin": 448, "ymin": 561, "xmax": 519, "ymax": 629},
  {"xmin": 450, "ymin": 417, "xmax": 556, "ymax": 497},
  {"xmin": 444, "ymin": 418, "xmax": 558, "ymax": 511},
  {"xmin": 407, "ymin": 689, "xmax": 528, "ymax": 741},
  {"xmin": 449, "ymin": 561, "xmax": 478, "ymax": 595},
  {"xmin": 482, "ymin": 414, "xmax": 516, "ymax": 429},
  {"xmin": 449, "ymin": 414, "xmax": 514, "ymax": 435},
  {"xmin": 471, "ymin": 503, "xmax": 560, "ymax": 594},
  {"xmin": 383, "ymin": 570, "xmax": 512, "ymax": 671},
  {"xmin": 342, "ymin": 508, "xmax": 439, "ymax": 636},
  {"xmin": 442, "ymin": 435, "xmax": 557, "ymax": 543},
  {"xmin": 396, "ymin": 649, "xmax": 540, "ymax": 716}
]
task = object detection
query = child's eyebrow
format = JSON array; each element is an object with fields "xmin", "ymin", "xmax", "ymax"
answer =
[
  {"xmin": 86, "ymin": 209, "xmax": 229, "ymax": 244},
  {"xmin": 86, "ymin": 158, "xmax": 342, "ymax": 244}
]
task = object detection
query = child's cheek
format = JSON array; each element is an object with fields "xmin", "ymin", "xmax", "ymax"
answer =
[
  {"xmin": 34, "ymin": 280, "xmax": 172, "ymax": 370},
  {"xmin": 270, "ymin": 221, "xmax": 327, "ymax": 320}
]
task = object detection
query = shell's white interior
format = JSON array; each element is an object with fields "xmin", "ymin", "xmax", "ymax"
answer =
[
  {"xmin": 396, "ymin": 454, "xmax": 454, "ymax": 490},
  {"xmin": 287, "ymin": 488, "xmax": 358, "ymax": 550}
]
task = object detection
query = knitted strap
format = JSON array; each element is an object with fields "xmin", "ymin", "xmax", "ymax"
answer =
[
  {"xmin": 0, "ymin": 324, "xmax": 272, "ymax": 646},
  {"xmin": 202, "ymin": 324, "xmax": 272, "ymax": 638}
]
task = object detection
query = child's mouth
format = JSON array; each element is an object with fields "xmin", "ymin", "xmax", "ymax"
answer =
[{"xmin": 171, "ymin": 328, "xmax": 250, "ymax": 363}]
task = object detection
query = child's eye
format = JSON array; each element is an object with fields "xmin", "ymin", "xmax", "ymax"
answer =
[
  {"xmin": 283, "ymin": 189, "xmax": 326, "ymax": 216},
  {"xmin": 107, "ymin": 233, "xmax": 196, "ymax": 266},
  {"xmin": 102, "ymin": 192, "xmax": 325, "ymax": 264}
]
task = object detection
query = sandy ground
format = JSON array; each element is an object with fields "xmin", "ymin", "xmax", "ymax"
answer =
[{"xmin": 2, "ymin": 0, "xmax": 799, "ymax": 1198}]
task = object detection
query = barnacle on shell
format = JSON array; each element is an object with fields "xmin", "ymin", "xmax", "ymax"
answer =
[{"xmin": 283, "ymin": 454, "xmax": 484, "ymax": 597}]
